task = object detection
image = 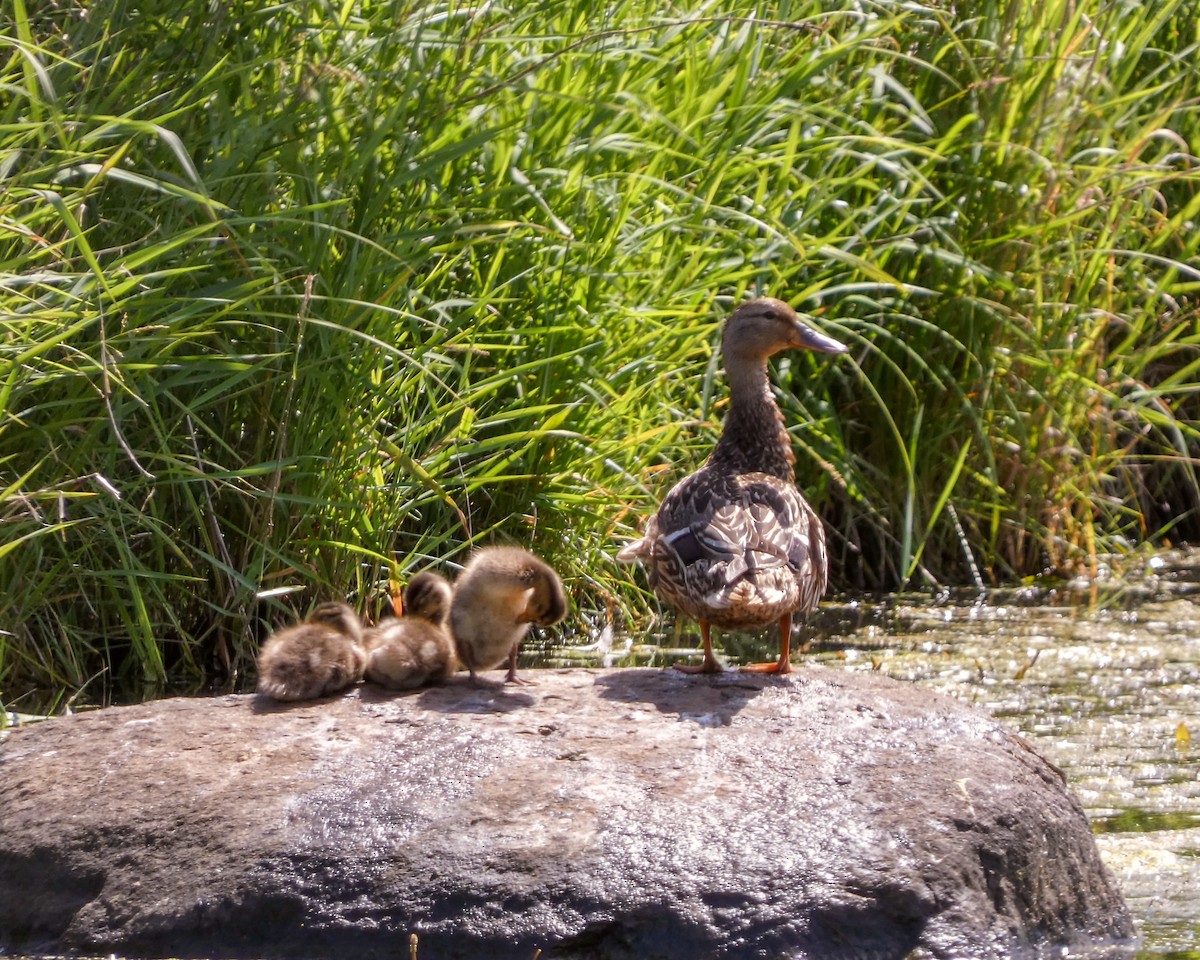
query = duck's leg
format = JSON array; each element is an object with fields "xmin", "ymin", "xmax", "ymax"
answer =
[
  {"xmin": 462, "ymin": 650, "xmax": 491, "ymax": 688},
  {"xmin": 504, "ymin": 642, "xmax": 536, "ymax": 685},
  {"xmin": 741, "ymin": 612, "xmax": 794, "ymax": 674},
  {"xmin": 673, "ymin": 620, "xmax": 728, "ymax": 674}
]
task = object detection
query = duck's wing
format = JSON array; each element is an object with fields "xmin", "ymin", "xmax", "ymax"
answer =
[
  {"xmin": 663, "ymin": 471, "xmax": 811, "ymax": 570},
  {"xmin": 741, "ymin": 476, "xmax": 825, "ymax": 590},
  {"xmin": 644, "ymin": 468, "xmax": 825, "ymax": 612}
]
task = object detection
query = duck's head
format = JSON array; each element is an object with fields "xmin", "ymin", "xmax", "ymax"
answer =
[
  {"xmin": 404, "ymin": 571, "xmax": 453, "ymax": 625},
  {"xmin": 723, "ymin": 297, "xmax": 847, "ymax": 363},
  {"xmin": 520, "ymin": 565, "xmax": 568, "ymax": 627},
  {"xmin": 308, "ymin": 601, "xmax": 363, "ymax": 640}
]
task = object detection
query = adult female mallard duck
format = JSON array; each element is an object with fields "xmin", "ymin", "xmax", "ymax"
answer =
[
  {"xmin": 256, "ymin": 601, "xmax": 366, "ymax": 700},
  {"xmin": 363, "ymin": 572, "xmax": 456, "ymax": 690},
  {"xmin": 450, "ymin": 546, "xmax": 567, "ymax": 685},
  {"xmin": 617, "ymin": 297, "xmax": 846, "ymax": 674}
]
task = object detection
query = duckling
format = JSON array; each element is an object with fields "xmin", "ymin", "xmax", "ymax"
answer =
[
  {"xmin": 255, "ymin": 601, "xmax": 366, "ymax": 701},
  {"xmin": 617, "ymin": 297, "xmax": 847, "ymax": 674},
  {"xmin": 362, "ymin": 572, "xmax": 456, "ymax": 690},
  {"xmin": 450, "ymin": 546, "xmax": 567, "ymax": 684}
]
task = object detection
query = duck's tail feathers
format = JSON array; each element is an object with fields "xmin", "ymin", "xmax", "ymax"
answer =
[{"xmin": 615, "ymin": 539, "xmax": 648, "ymax": 563}]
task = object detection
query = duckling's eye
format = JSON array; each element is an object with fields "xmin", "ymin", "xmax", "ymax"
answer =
[{"xmin": 762, "ymin": 308, "xmax": 779, "ymax": 321}]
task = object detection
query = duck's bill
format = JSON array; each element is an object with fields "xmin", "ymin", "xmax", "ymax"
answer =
[{"xmin": 795, "ymin": 323, "xmax": 848, "ymax": 355}]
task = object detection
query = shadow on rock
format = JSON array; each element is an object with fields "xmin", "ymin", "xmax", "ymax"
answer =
[
  {"xmin": 249, "ymin": 692, "xmax": 352, "ymax": 715},
  {"xmin": 592, "ymin": 667, "xmax": 770, "ymax": 726},
  {"xmin": 414, "ymin": 675, "xmax": 536, "ymax": 714}
]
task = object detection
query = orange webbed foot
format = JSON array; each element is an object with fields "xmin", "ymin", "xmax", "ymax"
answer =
[
  {"xmin": 672, "ymin": 660, "xmax": 732, "ymax": 675},
  {"xmin": 740, "ymin": 658, "xmax": 794, "ymax": 675},
  {"xmin": 670, "ymin": 621, "xmax": 730, "ymax": 675}
]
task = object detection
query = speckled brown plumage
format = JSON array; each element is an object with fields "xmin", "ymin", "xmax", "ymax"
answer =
[
  {"xmin": 255, "ymin": 602, "xmax": 366, "ymax": 701},
  {"xmin": 617, "ymin": 297, "xmax": 846, "ymax": 674}
]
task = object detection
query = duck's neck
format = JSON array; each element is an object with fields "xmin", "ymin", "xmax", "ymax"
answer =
[{"xmin": 708, "ymin": 355, "xmax": 796, "ymax": 480}]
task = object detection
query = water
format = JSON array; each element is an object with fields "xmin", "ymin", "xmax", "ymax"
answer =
[
  {"xmin": 542, "ymin": 551, "xmax": 1200, "ymax": 958},
  {"xmin": 808, "ymin": 598, "xmax": 1200, "ymax": 958}
]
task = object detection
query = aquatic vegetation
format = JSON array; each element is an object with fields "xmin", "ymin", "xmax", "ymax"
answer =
[{"xmin": 1, "ymin": 0, "xmax": 1197, "ymax": 697}]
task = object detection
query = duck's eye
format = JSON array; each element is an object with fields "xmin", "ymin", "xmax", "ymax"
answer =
[{"xmin": 762, "ymin": 308, "xmax": 779, "ymax": 321}]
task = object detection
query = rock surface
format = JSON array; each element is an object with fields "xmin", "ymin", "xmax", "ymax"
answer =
[{"xmin": 0, "ymin": 667, "xmax": 1132, "ymax": 959}]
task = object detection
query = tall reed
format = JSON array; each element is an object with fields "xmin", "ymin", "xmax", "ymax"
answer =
[{"xmin": 2, "ymin": 0, "xmax": 1197, "ymax": 702}]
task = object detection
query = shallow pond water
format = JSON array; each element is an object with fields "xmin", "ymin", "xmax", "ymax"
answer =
[
  {"xmin": 539, "ymin": 553, "xmax": 1200, "ymax": 958},
  {"xmin": 812, "ymin": 598, "xmax": 1200, "ymax": 959}
]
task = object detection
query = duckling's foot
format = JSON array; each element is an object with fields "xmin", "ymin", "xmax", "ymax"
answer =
[{"xmin": 504, "ymin": 646, "xmax": 536, "ymax": 685}]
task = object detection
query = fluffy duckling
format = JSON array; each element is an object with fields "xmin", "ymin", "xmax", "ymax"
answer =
[
  {"xmin": 362, "ymin": 572, "xmax": 456, "ymax": 690},
  {"xmin": 450, "ymin": 546, "xmax": 567, "ymax": 684},
  {"xmin": 255, "ymin": 601, "xmax": 366, "ymax": 701}
]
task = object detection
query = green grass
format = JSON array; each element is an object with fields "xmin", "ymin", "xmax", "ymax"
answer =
[{"xmin": 2, "ymin": 0, "xmax": 1198, "ymax": 704}]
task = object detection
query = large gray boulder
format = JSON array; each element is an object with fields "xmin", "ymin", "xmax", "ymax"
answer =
[{"xmin": 0, "ymin": 667, "xmax": 1131, "ymax": 959}]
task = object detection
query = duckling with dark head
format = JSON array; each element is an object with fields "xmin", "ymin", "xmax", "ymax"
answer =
[
  {"xmin": 450, "ymin": 546, "xmax": 567, "ymax": 685},
  {"xmin": 363, "ymin": 571, "xmax": 456, "ymax": 690},
  {"xmin": 617, "ymin": 296, "xmax": 847, "ymax": 675},
  {"xmin": 255, "ymin": 601, "xmax": 366, "ymax": 701}
]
